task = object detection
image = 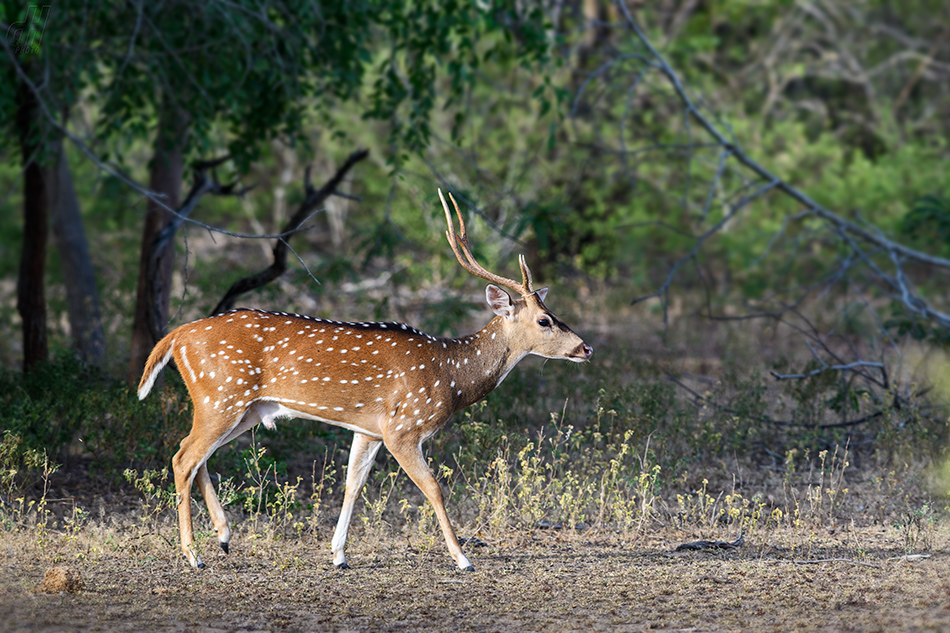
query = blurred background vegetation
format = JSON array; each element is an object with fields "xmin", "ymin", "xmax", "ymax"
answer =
[{"xmin": 1, "ymin": 0, "xmax": 949, "ymax": 523}]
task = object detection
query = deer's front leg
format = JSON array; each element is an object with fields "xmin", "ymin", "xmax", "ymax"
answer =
[
  {"xmin": 387, "ymin": 439, "xmax": 473, "ymax": 572},
  {"xmin": 331, "ymin": 432, "xmax": 383, "ymax": 569}
]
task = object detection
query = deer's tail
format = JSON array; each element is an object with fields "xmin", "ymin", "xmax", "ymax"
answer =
[{"xmin": 137, "ymin": 334, "xmax": 176, "ymax": 400}]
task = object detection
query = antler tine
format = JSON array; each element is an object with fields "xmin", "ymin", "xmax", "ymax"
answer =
[
  {"xmin": 439, "ymin": 189, "xmax": 527, "ymax": 295},
  {"xmin": 440, "ymin": 189, "xmax": 480, "ymax": 272},
  {"xmin": 517, "ymin": 254, "xmax": 534, "ymax": 294}
]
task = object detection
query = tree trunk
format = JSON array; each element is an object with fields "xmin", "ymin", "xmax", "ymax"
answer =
[
  {"xmin": 16, "ymin": 72, "xmax": 49, "ymax": 373},
  {"xmin": 127, "ymin": 106, "xmax": 188, "ymax": 383},
  {"xmin": 49, "ymin": 141, "xmax": 107, "ymax": 369}
]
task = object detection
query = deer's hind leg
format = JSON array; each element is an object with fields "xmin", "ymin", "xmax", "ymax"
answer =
[
  {"xmin": 194, "ymin": 464, "xmax": 230, "ymax": 553},
  {"xmin": 172, "ymin": 404, "xmax": 261, "ymax": 568},
  {"xmin": 172, "ymin": 428, "xmax": 218, "ymax": 569}
]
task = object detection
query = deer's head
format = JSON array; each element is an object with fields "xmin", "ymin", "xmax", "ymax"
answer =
[{"xmin": 440, "ymin": 189, "xmax": 593, "ymax": 363}]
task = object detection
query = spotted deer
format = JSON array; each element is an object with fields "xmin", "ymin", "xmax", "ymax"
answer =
[{"xmin": 138, "ymin": 189, "xmax": 593, "ymax": 571}]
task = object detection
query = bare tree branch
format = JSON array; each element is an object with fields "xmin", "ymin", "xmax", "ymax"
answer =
[
  {"xmin": 210, "ymin": 149, "xmax": 370, "ymax": 316},
  {"xmin": 771, "ymin": 361, "xmax": 885, "ymax": 381}
]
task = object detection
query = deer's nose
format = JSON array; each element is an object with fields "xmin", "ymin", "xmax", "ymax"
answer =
[{"xmin": 581, "ymin": 343, "xmax": 593, "ymax": 359}]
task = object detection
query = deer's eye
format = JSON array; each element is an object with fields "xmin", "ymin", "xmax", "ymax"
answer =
[{"xmin": 537, "ymin": 316, "xmax": 551, "ymax": 328}]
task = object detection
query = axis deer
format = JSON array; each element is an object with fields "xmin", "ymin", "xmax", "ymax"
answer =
[{"xmin": 138, "ymin": 189, "xmax": 592, "ymax": 571}]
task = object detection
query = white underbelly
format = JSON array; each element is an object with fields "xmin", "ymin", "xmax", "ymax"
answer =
[{"xmin": 248, "ymin": 399, "xmax": 383, "ymax": 439}]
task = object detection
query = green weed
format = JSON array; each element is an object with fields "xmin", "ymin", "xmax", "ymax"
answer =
[
  {"xmin": 0, "ymin": 431, "xmax": 58, "ymax": 548},
  {"xmin": 896, "ymin": 501, "xmax": 939, "ymax": 554},
  {"xmin": 123, "ymin": 467, "xmax": 177, "ymax": 530}
]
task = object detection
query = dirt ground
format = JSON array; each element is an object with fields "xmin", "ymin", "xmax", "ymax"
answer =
[{"xmin": 2, "ymin": 527, "xmax": 949, "ymax": 633}]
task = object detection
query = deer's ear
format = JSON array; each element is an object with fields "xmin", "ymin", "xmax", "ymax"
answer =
[
  {"xmin": 535, "ymin": 287, "xmax": 549, "ymax": 302},
  {"xmin": 486, "ymin": 284, "xmax": 514, "ymax": 319}
]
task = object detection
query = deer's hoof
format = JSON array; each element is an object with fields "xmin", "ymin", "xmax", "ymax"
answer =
[
  {"xmin": 462, "ymin": 565, "xmax": 475, "ymax": 572},
  {"xmin": 335, "ymin": 562, "xmax": 351, "ymax": 570}
]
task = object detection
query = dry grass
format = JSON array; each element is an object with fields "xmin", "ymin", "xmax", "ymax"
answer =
[
  {"xmin": 1, "ymin": 516, "xmax": 949, "ymax": 632},
  {"xmin": 2, "ymin": 453, "xmax": 950, "ymax": 633}
]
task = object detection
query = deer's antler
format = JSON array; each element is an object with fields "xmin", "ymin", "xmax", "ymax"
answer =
[{"xmin": 439, "ymin": 188, "xmax": 534, "ymax": 297}]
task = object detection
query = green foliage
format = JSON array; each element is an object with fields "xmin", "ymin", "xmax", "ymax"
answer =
[
  {"xmin": 88, "ymin": 2, "xmax": 368, "ymax": 169},
  {"xmin": 0, "ymin": 2, "xmax": 76, "ymax": 157},
  {"xmin": 365, "ymin": 2, "xmax": 552, "ymax": 162},
  {"xmin": 0, "ymin": 354, "xmax": 191, "ymax": 471},
  {"xmin": 0, "ymin": 1, "xmax": 554, "ymax": 171},
  {"xmin": 901, "ymin": 193, "xmax": 950, "ymax": 257},
  {"xmin": 0, "ymin": 355, "xmax": 98, "ymax": 455}
]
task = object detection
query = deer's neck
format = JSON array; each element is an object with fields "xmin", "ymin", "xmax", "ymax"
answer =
[{"xmin": 438, "ymin": 317, "xmax": 524, "ymax": 412}]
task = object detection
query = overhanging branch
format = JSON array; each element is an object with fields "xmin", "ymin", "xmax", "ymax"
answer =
[{"xmin": 210, "ymin": 149, "xmax": 370, "ymax": 316}]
